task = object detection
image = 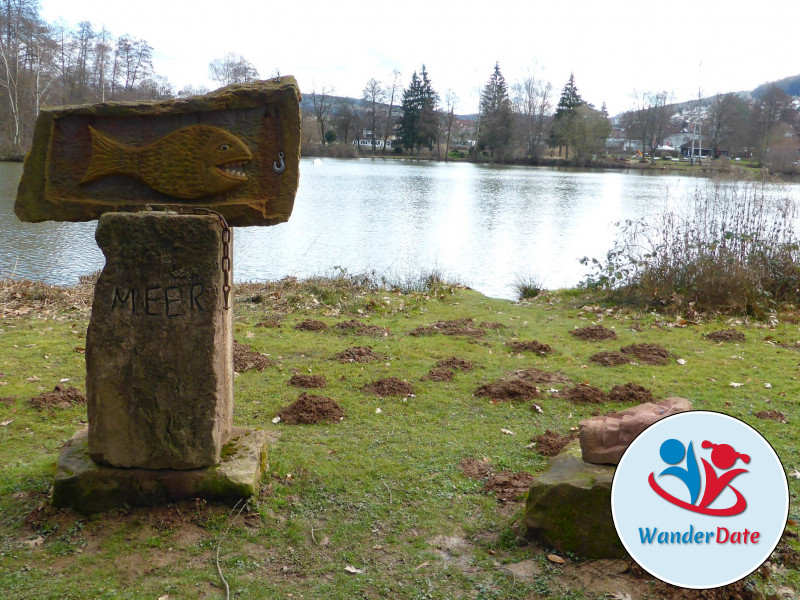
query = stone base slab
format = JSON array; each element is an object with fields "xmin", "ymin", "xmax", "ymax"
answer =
[
  {"xmin": 52, "ymin": 427, "xmax": 267, "ymax": 515},
  {"xmin": 524, "ymin": 440, "xmax": 625, "ymax": 559}
]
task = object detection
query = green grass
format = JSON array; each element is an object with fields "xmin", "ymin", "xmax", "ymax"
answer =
[{"xmin": 0, "ymin": 278, "xmax": 798, "ymax": 598}]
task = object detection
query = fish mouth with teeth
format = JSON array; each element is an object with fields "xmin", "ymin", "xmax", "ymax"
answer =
[{"xmin": 216, "ymin": 159, "xmax": 250, "ymax": 181}]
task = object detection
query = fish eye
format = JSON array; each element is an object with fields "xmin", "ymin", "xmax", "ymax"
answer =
[{"xmin": 219, "ymin": 143, "xmax": 230, "ymax": 151}]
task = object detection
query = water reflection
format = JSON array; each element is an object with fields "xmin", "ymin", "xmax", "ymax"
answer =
[{"xmin": 1, "ymin": 158, "xmax": 793, "ymax": 300}]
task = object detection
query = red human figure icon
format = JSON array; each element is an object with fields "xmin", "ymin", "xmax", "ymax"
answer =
[{"xmin": 698, "ymin": 441, "xmax": 750, "ymax": 512}]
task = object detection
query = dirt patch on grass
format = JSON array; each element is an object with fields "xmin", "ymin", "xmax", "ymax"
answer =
[
  {"xmin": 0, "ymin": 396, "xmax": 14, "ymax": 405},
  {"xmin": 28, "ymin": 386, "xmax": 85, "ymax": 410},
  {"xmin": 288, "ymin": 374, "xmax": 327, "ymax": 389},
  {"xmin": 705, "ymin": 329, "xmax": 746, "ymax": 343},
  {"xmin": 409, "ymin": 318, "xmax": 487, "ymax": 337},
  {"xmin": 561, "ymin": 384, "xmax": 608, "ymax": 404},
  {"xmin": 437, "ymin": 357, "xmax": 474, "ymax": 371},
  {"xmin": 513, "ymin": 368, "xmax": 571, "ymax": 385},
  {"xmin": 474, "ymin": 376, "xmax": 542, "ymax": 401},
  {"xmin": 423, "ymin": 368, "xmax": 454, "ymax": 382},
  {"xmin": 755, "ymin": 410, "xmax": 787, "ymax": 423},
  {"xmin": 255, "ymin": 318, "xmax": 283, "ymax": 328},
  {"xmin": 362, "ymin": 377, "xmax": 414, "ymax": 396},
  {"xmin": 506, "ymin": 340, "xmax": 553, "ymax": 355},
  {"xmin": 608, "ymin": 382, "xmax": 655, "ymax": 404},
  {"xmin": 533, "ymin": 430, "xmax": 578, "ymax": 457},
  {"xmin": 484, "ymin": 471, "xmax": 534, "ymax": 502},
  {"xmin": 569, "ymin": 325, "xmax": 618, "ymax": 341},
  {"xmin": 589, "ymin": 351, "xmax": 631, "ymax": 367},
  {"xmin": 276, "ymin": 393, "xmax": 344, "ymax": 424},
  {"xmin": 294, "ymin": 319, "xmax": 328, "ymax": 332},
  {"xmin": 233, "ymin": 341, "xmax": 273, "ymax": 372},
  {"xmin": 459, "ymin": 457, "xmax": 493, "ymax": 480},
  {"xmin": 335, "ymin": 346, "xmax": 381, "ymax": 363},
  {"xmin": 335, "ymin": 319, "xmax": 390, "ymax": 337},
  {"xmin": 620, "ymin": 343, "xmax": 671, "ymax": 365}
]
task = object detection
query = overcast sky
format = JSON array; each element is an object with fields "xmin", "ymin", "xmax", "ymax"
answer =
[{"xmin": 39, "ymin": 0, "xmax": 800, "ymax": 116}]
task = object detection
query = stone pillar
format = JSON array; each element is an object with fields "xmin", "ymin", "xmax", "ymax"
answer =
[{"xmin": 86, "ymin": 211, "xmax": 233, "ymax": 469}]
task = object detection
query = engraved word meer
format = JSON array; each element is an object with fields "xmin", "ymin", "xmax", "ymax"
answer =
[{"xmin": 111, "ymin": 281, "xmax": 209, "ymax": 317}]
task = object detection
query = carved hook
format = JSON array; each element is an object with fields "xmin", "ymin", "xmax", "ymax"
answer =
[{"xmin": 272, "ymin": 151, "xmax": 285, "ymax": 174}]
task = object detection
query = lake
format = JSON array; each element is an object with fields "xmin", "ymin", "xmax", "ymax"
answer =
[{"xmin": 0, "ymin": 158, "xmax": 772, "ymax": 300}]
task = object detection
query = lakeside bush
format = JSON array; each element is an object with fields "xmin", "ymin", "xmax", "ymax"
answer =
[{"xmin": 580, "ymin": 173, "xmax": 800, "ymax": 315}]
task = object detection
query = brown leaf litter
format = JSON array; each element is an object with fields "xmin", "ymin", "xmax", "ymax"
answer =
[{"xmin": 276, "ymin": 393, "xmax": 344, "ymax": 424}]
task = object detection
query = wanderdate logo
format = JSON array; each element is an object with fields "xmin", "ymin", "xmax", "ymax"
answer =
[{"xmin": 612, "ymin": 412, "xmax": 788, "ymax": 589}]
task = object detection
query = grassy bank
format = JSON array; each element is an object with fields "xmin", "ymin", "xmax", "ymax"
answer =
[{"xmin": 0, "ymin": 276, "xmax": 798, "ymax": 599}]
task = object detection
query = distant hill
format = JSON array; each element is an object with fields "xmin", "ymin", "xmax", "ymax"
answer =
[{"xmin": 752, "ymin": 75, "xmax": 800, "ymax": 99}]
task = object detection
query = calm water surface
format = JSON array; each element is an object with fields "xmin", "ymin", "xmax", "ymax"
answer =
[{"xmin": 0, "ymin": 158, "xmax": 762, "ymax": 299}]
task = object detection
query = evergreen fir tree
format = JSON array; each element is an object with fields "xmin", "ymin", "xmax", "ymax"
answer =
[
  {"xmin": 549, "ymin": 73, "xmax": 585, "ymax": 158},
  {"xmin": 398, "ymin": 65, "xmax": 439, "ymax": 154},
  {"xmin": 478, "ymin": 62, "xmax": 513, "ymax": 158}
]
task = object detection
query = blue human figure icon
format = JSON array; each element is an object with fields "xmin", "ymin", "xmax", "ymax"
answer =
[{"xmin": 658, "ymin": 438, "xmax": 701, "ymax": 505}]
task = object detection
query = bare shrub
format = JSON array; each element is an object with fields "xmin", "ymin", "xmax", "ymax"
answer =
[{"xmin": 581, "ymin": 174, "xmax": 800, "ymax": 315}]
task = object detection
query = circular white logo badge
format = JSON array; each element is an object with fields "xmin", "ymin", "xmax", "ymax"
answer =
[{"xmin": 611, "ymin": 411, "xmax": 789, "ymax": 589}]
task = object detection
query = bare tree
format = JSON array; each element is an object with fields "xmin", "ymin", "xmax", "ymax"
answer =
[
  {"xmin": 382, "ymin": 69, "xmax": 401, "ymax": 153},
  {"xmin": 362, "ymin": 77, "xmax": 385, "ymax": 151},
  {"xmin": 442, "ymin": 89, "xmax": 457, "ymax": 159},
  {"xmin": 311, "ymin": 84, "xmax": 335, "ymax": 144},
  {"xmin": 208, "ymin": 52, "xmax": 259, "ymax": 86},
  {"xmin": 513, "ymin": 73, "xmax": 552, "ymax": 160},
  {"xmin": 708, "ymin": 93, "xmax": 748, "ymax": 156},
  {"xmin": 627, "ymin": 90, "xmax": 673, "ymax": 164}
]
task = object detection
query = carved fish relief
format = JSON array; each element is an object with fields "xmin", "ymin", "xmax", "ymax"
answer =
[{"xmin": 80, "ymin": 125, "xmax": 253, "ymax": 200}]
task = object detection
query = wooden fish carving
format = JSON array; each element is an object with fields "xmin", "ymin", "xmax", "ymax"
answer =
[{"xmin": 80, "ymin": 125, "xmax": 253, "ymax": 200}]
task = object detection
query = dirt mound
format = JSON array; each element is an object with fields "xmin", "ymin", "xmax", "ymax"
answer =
[
  {"xmin": 0, "ymin": 396, "xmax": 14, "ymax": 405},
  {"xmin": 409, "ymin": 318, "xmax": 486, "ymax": 337},
  {"xmin": 475, "ymin": 375, "xmax": 541, "ymax": 401},
  {"xmin": 255, "ymin": 318, "xmax": 282, "ymax": 328},
  {"xmin": 620, "ymin": 343, "xmax": 670, "ymax": 365},
  {"xmin": 276, "ymin": 393, "xmax": 344, "ymax": 424},
  {"xmin": 288, "ymin": 374, "xmax": 327, "ymax": 389},
  {"xmin": 569, "ymin": 325, "xmax": 617, "ymax": 341},
  {"xmin": 608, "ymin": 382, "xmax": 655, "ymax": 404},
  {"xmin": 335, "ymin": 319, "xmax": 390, "ymax": 337},
  {"xmin": 436, "ymin": 357, "xmax": 474, "ymax": 371},
  {"xmin": 589, "ymin": 351, "xmax": 631, "ymax": 367},
  {"xmin": 459, "ymin": 457, "xmax": 493, "ymax": 480},
  {"xmin": 705, "ymin": 329, "xmax": 746, "ymax": 343},
  {"xmin": 533, "ymin": 430, "xmax": 578, "ymax": 457},
  {"xmin": 28, "ymin": 386, "xmax": 85, "ymax": 410},
  {"xmin": 561, "ymin": 384, "xmax": 608, "ymax": 404},
  {"xmin": 755, "ymin": 410, "xmax": 786, "ymax": 423},
  {"xmin": 335, "ymin": 346, "xmax": 380, "ymax": 363},
  {"xmin": 423, "ymin": 368, "xmax": 454, "ymax": 382},
  {"xmin": 233, "ymin": 341, "xmax": 273, "ymax": 372},
  {"xmin": 294, "ymin": 319, "xmax": 328, "ymax": 332},
  {"xmin": 362, "ymin": 377, "xmax": 414, "ymax": 396},
  {"xmin": 479, "ymin": 321, "xmax": 505, "ymax": 330},
  {"xmin": 513, "ymin": 368, "xmax": 571, "ymax": 385},
  {"xmin": 506, "ymin": 340, "xmax": 553, "ymax": 355},
  {"xmin": 484, "ymin": 471, "xmax": 534, "ymax": 502}
]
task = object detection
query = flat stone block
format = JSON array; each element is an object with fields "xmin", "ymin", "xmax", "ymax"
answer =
[
  {"xmin": 524, "ymin": 441, "xmax": 625, "ymax": 559},
  {"xmin": 52, "ymin": 428, "xmax": 267, "ymax": 515}
]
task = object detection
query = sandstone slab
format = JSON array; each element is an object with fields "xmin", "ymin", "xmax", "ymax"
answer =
[
  {"xmin": 524, "ymin": 441, "xmax": 624, "ymax": 559},
  {"xmin": 16, "ymin": 78, "xmax": 300, "ymax": 226},
  {"xmin": 52, "ymin": 427, "xmax": 267, "ymax": 515},
  {"xmin": 579, "ymin": 397, "xmax": 692, "ymax": 465},
  {"xmin": 86, "ymin": 211, "xmax": 233, "ymax": 469}
]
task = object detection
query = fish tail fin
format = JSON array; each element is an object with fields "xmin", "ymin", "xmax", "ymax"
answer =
[{"xmin": 80, "ymin": 126, "xmax": 128, "ymax": 184}]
